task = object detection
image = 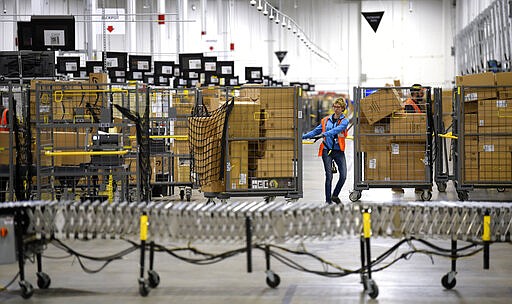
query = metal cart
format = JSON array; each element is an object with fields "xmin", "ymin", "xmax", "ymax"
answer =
[
  {"xmin": 350, "ymin": 86, "xmax": 434, "ymax": 202},
  {"xmin": 452, "ymin": 85, "xmax": 512, "ymax": 201}
]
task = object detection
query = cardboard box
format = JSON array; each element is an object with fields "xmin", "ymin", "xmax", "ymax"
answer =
[
  {"xmin": 228, "ymin": 101, "xmax": 261, "ymax": 138},
  {"xmin": 260, "ymin": 87, "xmax": 295, "ymax": 109},
  {"xmin": 358, "ymin": 120, "xmax": 391, "ymax": 152},
  {"xmin": 173, "ymin": 157, "xmax": 191, "ymax": 183},
  {"xmin": 201, "ymin": 180, "xmax": 225, "ymax": 193},
  {"xmin": 390, "ymin": 142, "xmax": 426, "ymax": 181},
  {"xmin": 464, "ymin": 136, "xmax": 479, "ymax": 153},
  {"xmin": 464, "ymin": 114, "xmax": 478, "ymax": 134},
  {"xmin": 364, "ymin": 151, "xmax": 391, "ymax": 181},
  {"xmin": 478, "ymin": 99, "xmax": 512, "ymax": 128},
  {"xmin": 229, "ymin": 141, "xmax": 249, "ymax": 189},
  {"xmin": 479, "ymin": 151, "xmax": 512, "ymax": 181},
  {"xmin": 264, "ymin": 129, "xmax": 295, "ymax": 138},
  {"xmin": 456, "ymin": 72, "xmax": 497, "ymax": 101},
  {"xmin": 464, "ymin": 168, "xmax": 479, "ymax": 182},
  {"xmin": 255, "ymin": 159, "xmax": 294, "ymax": 178},
  {"xmin": 440, "ymin": 90, "xmax": 453, "ymax": 127},
  {"xmin": 52, "ymin": 132, "xmax": 91, "ymax": 165},
  {"xmin": 463, "ymin": 100, "xmax": 478, "ymax": 114},
  {"xmin": 495, "ymin": 72, "xmax": 512, "ymax": 99},
  {"xmin": 389, "ymin": 113, "xmax": 427, "ymax": 142},
  {"xmin": 479, "ymin": 136, "xmax": 512, "ymax": 152},
  {"xmin": 360, "ymin": 89, "xmax": 402, "ymax": 125}
]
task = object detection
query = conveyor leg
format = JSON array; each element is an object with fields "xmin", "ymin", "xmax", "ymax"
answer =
[
  {"xmin": 245, "ymin": 216, "xmax": 252, "ymax": 273},
  {"xmin": 138, "ymin": 213, "xmax": 149, "ymax": 296},
  {"xmin": 362, "ymin": 209, "xmax": 378, "ymax": 299},
  {"xmin": 264, "ymin": 245, "xmax": 280, "ymax": 288}
]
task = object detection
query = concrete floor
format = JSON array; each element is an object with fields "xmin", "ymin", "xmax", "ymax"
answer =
[{"xmin": 1, "ymin": 142, "xmax": 512, "ymax": 303}]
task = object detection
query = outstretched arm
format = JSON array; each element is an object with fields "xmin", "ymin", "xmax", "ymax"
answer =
[{"xmin": 302, "ymin": 124, "xmax": 323, "ymax": 139}]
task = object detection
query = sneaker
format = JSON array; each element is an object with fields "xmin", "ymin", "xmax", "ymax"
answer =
[
  {"xmin": 331, "ymin": 196, "xmax": 341, "ymax": 205},
  {"xmin": 325, "ymin": 201, "xmax": 332, "ymax": 205}
]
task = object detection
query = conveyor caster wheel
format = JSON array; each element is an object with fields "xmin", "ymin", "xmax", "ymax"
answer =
[
  {"xmin": 19, "ymin": 280, "xmax": 34, "ymax": 299},
  {"xmin": 265, "ymin": 270, "xmax": 280, "ymax": 288},
  {"xmin": 139, "ymin": 279, "xmax": 150, "ymax": 297},
  {"xmin": 457, "ymin": 190, "xmax": 468, "ymax": 201},
  {"xmin": 147, "ymin": 270, "xmax": 160, "ymax": 288},
  {"xmin": 441, "ymin": 272, "xmax": 457, "ymax": 289},
  {"xmin": 180, "ymin": 189, "xmax": 185, "ymax": 201},
  {"xmin": 497, "ymin": 187, "xmax": 505, "ymax": 192},
  {"xmin": 367, "ymin": 279, "xmax": 379, "ymax": 299},
  {"xmin": 349, "ymin": 191, "xmax": 361, "ymax": 202},
  {"xmin": 436, "ymin": 182, "xmax": 447, "ymax": 192},
  {"xmin": 421, "ymin": 190, "xmax": 432, "ymax": 201},
  {"xmin": 36, "ymin": 272, "xmax": 51, "ymax": 289},
  {"xmin": 264, "ymin": 196, "xmax": 276, "ymax": 203}
]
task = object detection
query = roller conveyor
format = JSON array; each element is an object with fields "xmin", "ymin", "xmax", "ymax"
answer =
[{"xmin": 2, "ymin": 200, "xmax": 511, "ymax": 243}]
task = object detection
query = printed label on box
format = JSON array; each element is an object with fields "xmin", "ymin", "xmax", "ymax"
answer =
[
  {"xmin": 497, "ymin": 100, "xmax": 508, "ymax": 108},
  {"xmin": 239, "ymin": 173, "xmax": 247, "ymax": 185},
  {"xmin": 138, "ymin": 61, "xmax": 149, "ymax": 70},
  {"xmin": 374, "ymin": 125, "xmax": 385, "ymax": 134},
  {"xmin": 483, "ymin": 144, "xmax": 495, "ymax": 152},
  {"xmin": 464, "ymin": 93, "xmax": 477, "ymax": 102},
  {"xmin": 479, "ymin": 119, "xmax": 485, "ymax": 126},
  {"xmin": 369, "ymin": 158, "xmax": 377, "ymax": 169},
  {"xmin": 391, "ymin": 143, "xmax": 400, "ymax": 155}
]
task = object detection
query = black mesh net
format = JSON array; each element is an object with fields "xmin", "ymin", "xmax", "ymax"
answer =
[{"xmin": 188, "ymin": 98, "xmax": 233, "ymax": 192}]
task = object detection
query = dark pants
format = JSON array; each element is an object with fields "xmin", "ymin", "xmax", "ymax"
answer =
[{"xmin": 321, "ymin": 149, "xmax": 347, "ymax": 203}]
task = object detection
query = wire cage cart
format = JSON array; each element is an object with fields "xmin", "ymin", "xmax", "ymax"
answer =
[
  {"xmin": 452, "ymin": 83, "xmax": 512, "ymax": 201},
  {"xmin": 33, "ymin": 80, "xmax": 139, "ymax": 202},
  {"xmin": 350, "ymin": 86, "xmax": 434, "ymax": 202},
  {"xmin": 0, "ymin": 83, "xmax": 32, "ymax": 202},
  {"xmin": 433, "ymin": 88, "xmax": 456, "ymax": 192},
  {"xmin": 188, "ymin": 85, "xmax": 303, "ymax": 201}
]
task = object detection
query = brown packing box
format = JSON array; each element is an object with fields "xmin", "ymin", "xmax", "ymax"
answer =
[
  {"xmin": 172, "ymin": 102, "xmax": 194, "ymax": 115},
  {"xmin": 463, "ymin": 100, "xmax": 478, "ymax": 113},
  {"xmin": 464, "ymin": 168, "xmax": 479, "ymax": 182},
  {"xmin": 264, "ymin": 129, "xmax": 295, "ymax": 138},
  {"xmin": 173, "ymin": 156, "xmax": 191, "ymax": 183},
  {"xmin": 456, "ymin": 72, "xmax": 497, "ymax": 101},
  {"xmin": 0, "ymin": 132, "xmax": 11, "ymax": 165},
  {"xmin": 479, "ymin": 136, "xmax": 512, "ymax": 152},
  {"xmin": 479, "ymin": 152, "xmax": 512, "ymax": 181},
  {"xmin": 464, "ymin": 114, "xmax": 478, "ymax": 133},
  {"xmin": 173, "ymin": 140, "xmax": 190, "ymax": 155},
  {"xmin": 260, "ymin": 87, "xmax": 295, "ymax": 109},
  {"xmin": 390, "ymin": 142, "xmax": 426, "ymax": 181},
  {"xmin": 364, "ymin": 151, "xmax": 391, "ymax": 181},
  {"xmin": 358, "ymin": 119, "xmax": 391, "ymax": 152},
  {"xmin": 255, "ymin": 159, "xmax": 294, "ymax": 178},
  {"xmin": 360, "ymin": 88, "xmax": 402, "ymax": 125},
  {"xmin": 228, "ymin": 101, "xmax": 261, "ymax": 138},
  {"xmin": 477, "ymin": 99, "xmax": 512, "ymax": 128},
  {"xmin": 464, "ymin": 136, "xmax": 479, "ymax": 153},
  {"xmin": 239, "ymin": 87, "xmax": 261, "ymax": 101},
  {"xmin": 53, "ymin": 132, "xmax": 91, "ymax": 165},
  {"xmin": 201, "ymin": 180, "xmax": 225, "ymax": 193},
  {"xmin": 229, "ymin": 141, "xmax": 249, "ymax": 189},
  {"xmin": 263, "ymin": 139, "xmax": 294, "ymax": 151},
  {"xmin": 389, "ymin": 113, "xmax": 427, "ymax": 142},
  {"xmin": 495, "ymin": 72, "xmax": 512, "ymax": 99}
]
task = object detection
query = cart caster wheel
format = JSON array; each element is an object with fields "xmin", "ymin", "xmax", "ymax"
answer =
[
  {"xmin": 437, "ymin": 182, "xmax": 447, "ymax": 192},
  {"xmin": 180, "ymin": 189, "xmax": 185, "ymax": 201},
  {"xmin": 266, "ymin": 272, "xmax": 280, "ymax": 288},
  {"xmin": 441, "ymin": 273, "xmax": 456, "ymax": 289},
  {"xmin": 36, "ymin": 272, "xmax": 51, "ymax": 289},
  {"xmin": 421, "ymin": 190, "xmax": 432, "ymax": 201},
  {"xmin": 139, "ymin": 281, "xmax": 150, "ymax": 297},
  {"xmin": 360, "ymin": 274, "xmax": 368, "ymax": 290},
  {"xmin": 457, "ymin": 190, "xmax": 468, "ymax": 201},
  {"xmin": 349, "ymin": 191, "xmax": 361, "ymax": 202},
  {"xmin": 367, "ymin": 279, "xmax": 379, "ymax": 299},
  {"xmin": 147, "ymin": 270, "xmax": 160, "ymax": 288},
  {"xmin": 497, "ymin": 187, "xmax": 505, "ymax": 192},
  {"xmin": 19, "ymin": 280, "xmax": 34, "ymax": 299},
  {"xmin": 186, "ymin": 194, "xmax": 191, "ymax": 201}
]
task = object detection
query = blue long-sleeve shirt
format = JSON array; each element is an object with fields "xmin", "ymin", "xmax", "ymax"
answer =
[{"xmin": 302, "ymin": 114, "xmax": 349, "ymax": 151}]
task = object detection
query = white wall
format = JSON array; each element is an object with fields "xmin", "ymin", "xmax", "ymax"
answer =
[{"xmin": 2, "ymin": 0, "xmax": 496, "ymax": 94}]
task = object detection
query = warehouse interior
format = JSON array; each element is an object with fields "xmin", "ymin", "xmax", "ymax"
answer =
[{"xmin": 1, "ymin": 0, "xmax": 512, "ymax": 303}]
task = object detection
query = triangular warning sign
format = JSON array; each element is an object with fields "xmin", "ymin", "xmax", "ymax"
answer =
[
  {"xmin": 280, "ymin": 64, "xmax": 289, "ymax": 75},
  {"xmin": 275, "ymin": 51, "xmax": 288, "ymax": 63},
  {"xmin": 362, "ymin": 11, "xmax": 384, "ymax": 33}
]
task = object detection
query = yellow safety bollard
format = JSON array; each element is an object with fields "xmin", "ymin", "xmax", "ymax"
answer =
[{"xmin": 483, "ymin": 212, "xmax": 490, "ymax": 269}]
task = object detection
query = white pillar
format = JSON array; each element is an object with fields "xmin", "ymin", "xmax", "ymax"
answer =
[
  {"xmin": 127, "ymin": 0, "xmax": 137, "ymax": 54},
  {"xmin": 157, "ymin": 0, "xmax": 166, "ymax": 60}
]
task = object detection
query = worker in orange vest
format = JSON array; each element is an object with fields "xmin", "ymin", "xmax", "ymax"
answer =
[
  {"xmin": 302, "ymin": 97, "xmax": 349, "ymax": 205},
  {"xmin": 0, "ymin": 106, "xmax": 8, "ymax": 131},
  {"xmin": 404, "ymin": 84, "xmax": 425, "ymax": 113}
]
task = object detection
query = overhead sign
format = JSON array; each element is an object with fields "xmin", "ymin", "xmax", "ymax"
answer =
[
  {"xmin": 362, "ymin": 11, "xmax": 384, "ymax": 33},
  {"xmin": 280, "ymin": 64, "xmax": 289, "ymax": 75},
  {"xmin": 275, "ymin": 51, "xmax": 288, "ymax": 63}
]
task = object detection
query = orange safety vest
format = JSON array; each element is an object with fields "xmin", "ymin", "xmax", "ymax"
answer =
[
  {"xmin": 0, "ymin": 109, "xmax": 8, "ymax": 131},
  {"xmin": 404, "ymin": 98, "xmax": 422, "ymax": 113},
  {"xmin": 318, "ymin": 116, "xmax": 348, "ymax": 156}
]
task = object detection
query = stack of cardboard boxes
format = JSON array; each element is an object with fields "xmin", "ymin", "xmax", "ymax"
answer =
[
  {"xmin": 359, "ymin": 87, "xmax": 428, "ymax": 182},
  {"xmin": 456, "ymin": 72, "xmax": 512, "ymax": 182}
]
